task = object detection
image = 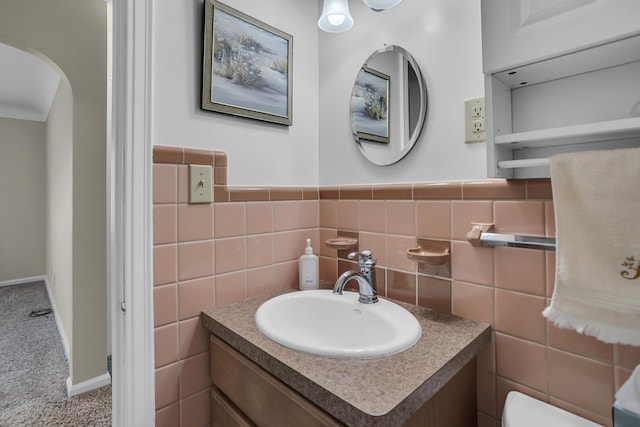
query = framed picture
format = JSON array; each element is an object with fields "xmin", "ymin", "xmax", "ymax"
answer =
[
  {"xmin": 202, "ymin": 0, "xmax": 293, "ymax": 126},
  {"xmin": 351, "ymin": 66, "xmax": 390, "ymax": 143}
]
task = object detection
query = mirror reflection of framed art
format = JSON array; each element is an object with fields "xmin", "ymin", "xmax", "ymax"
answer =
[{"xmin": 352, "ymin": 66, "xmax": 390, "ymax": 144}]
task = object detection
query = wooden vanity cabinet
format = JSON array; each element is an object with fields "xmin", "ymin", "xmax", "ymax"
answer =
[
  {"xmin": 211, "ymin": 389, "xmax": 255, "ymax": 427},
  {"xmin": 210, "ymin": 336, "xmax": 342, "ymax": 427},
  {"xmin": 209, "ymin": 335, "xmax": 477, "ymax": 427}
]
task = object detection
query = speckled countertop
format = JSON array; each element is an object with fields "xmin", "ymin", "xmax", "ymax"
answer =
[{"xmin": 201, "ymin": 291, "xmax": 490, "ymax": 427}]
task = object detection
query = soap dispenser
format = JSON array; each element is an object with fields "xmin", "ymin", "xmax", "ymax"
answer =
[{"xmin": 299, "ymin": 238, "xmax": 319, "ymax": 290}]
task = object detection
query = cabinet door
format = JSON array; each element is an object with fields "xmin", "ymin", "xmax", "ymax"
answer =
[
  {"xmin": 481, "ymin": 0, "xmax": 640, "ymax": 73},
  {"xmin": 211, "ymin": 388, "xmax": 256, "ymax": 427},
  {"xmin": 210, "ymin": 336, "xmax": 343, "ymax": 427}
]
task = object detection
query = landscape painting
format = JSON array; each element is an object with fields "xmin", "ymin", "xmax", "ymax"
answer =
[
  {"xmin": 351, "ymin": 67, "xmax": 390, "ymax": 143},
  {"xmin": 202, "ymin": 0, "xmax": 293, "ymax": 125}
]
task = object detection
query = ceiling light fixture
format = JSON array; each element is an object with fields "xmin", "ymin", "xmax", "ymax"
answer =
[
  {"xmin": 362, "ymin": 0, "xmax": 403, "ymax": 12},
  {"xmin": 318, "ymin": 0, "xmax": 403, "ymax": 33},
  {"xmin": 318, "ymin": 0, "xmax": 354, "ymax": 33}
]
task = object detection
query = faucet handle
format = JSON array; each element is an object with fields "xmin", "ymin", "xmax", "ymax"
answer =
[
  {"xmin": 348, "ymin": 250, "xmax": 370, "ymax": 260},
  {"xmin": 348, "ymin": 250, "xmax": 377, "ymax": 267}
]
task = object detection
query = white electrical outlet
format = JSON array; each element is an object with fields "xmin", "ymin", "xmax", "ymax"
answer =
[
  {"xmin": 464, "ymin": 97, "xmax": 486, "ymax": 143},
  {"xmin": 189, "ymin": 164, "xmax": 213, "ymax": 204}
]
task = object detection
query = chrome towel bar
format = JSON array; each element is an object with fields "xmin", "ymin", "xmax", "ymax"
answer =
[{"xmin": 466, "ymin": 223, "xmax": 556, "ymax": 251}]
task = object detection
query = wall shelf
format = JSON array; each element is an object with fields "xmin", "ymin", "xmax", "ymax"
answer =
[
  {"xmin": 483, "ymin": 12, "xmax": 640, "ymax": 179},
  {"xmin": 494, "ymin": 117, "xmax": 640, "ymax": 149},
  {"xmin": 406, "ymin": 246, "xmax": 450, "ymax": 266},
  {"xmin": 325, "ymin": 237, "xmax": 358, "ymax": 251}
]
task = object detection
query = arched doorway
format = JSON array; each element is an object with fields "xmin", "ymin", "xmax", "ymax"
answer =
[{"xmin": 0, "ymin": 0, "xmax": 111, "ymax": 421}]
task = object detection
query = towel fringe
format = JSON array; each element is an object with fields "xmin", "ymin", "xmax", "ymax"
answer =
[{"xmin": 543, "ymin": 306, "xmax": 640, "ymax": 346}]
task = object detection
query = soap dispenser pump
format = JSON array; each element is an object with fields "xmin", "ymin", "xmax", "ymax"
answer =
[{"xmin": 299, "ymin": 238, "xmax": 319, "ymax": 290}]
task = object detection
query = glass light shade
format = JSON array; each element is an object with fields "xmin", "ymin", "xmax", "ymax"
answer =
[
  {"xmin": 327, "ymin": 13, "xmax": 346, "ymax": 26},
  {"xmin": 318, "ymin": 0, "xmax": 354, "ymax": 33},
  {"xmin": 362, "ymin": 0, "xmax": 403, "ymax": 11}
]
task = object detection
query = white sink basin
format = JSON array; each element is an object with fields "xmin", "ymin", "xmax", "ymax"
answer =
[{"xmin": 255, "ymin": 290, "xmax": 422, "ymax": 359}]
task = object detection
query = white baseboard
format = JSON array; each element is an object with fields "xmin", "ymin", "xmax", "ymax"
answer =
[
  {"xmin": 42, "ymin": 277, "xmax": 71, "ymax": 363},
  {"xmin": 67, "ymin": 372, "xmax": 112, "ymax": 398},
  {"xmin": 0, "ymin": 275, "xmax": 47, "ymax": 288}
]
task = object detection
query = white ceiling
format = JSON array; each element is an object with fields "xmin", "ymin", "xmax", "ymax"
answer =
[{"xmin": 0, "ymin": 43, "xmax": 61, "ymax": 122}]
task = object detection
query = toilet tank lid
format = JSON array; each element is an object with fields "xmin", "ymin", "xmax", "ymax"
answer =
[{"xmin": 502, "ymin": 392, "xmax": 603, "ymax": 427}]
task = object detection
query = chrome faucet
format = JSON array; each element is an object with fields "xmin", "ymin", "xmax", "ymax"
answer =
[{"xmin": 333, "ymin": 250, "xmax": 378, "ymax": 304}]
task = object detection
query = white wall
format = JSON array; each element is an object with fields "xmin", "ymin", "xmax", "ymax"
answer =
[
  {"xmin": 152, "ymin": 0, "xmax": 320, "ymax": 186},
  {"xmin": 46, "ymin": 80, "xmax": 74, "ymax": 356},
  {"xmin": 152, "ymin": 1, "xmax": 485, "ymax": 186},
  {"xmin": 318, "ymin": 0, "xmax": 486, "ymax": 185},
  {"xmin": 0, "ymin": 118, "xmax": 46, "ymax": 282}
]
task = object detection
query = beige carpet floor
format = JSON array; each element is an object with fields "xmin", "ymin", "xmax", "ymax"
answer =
[{"xmin": 0, "ymin": 282, "xmax": 111, "ymax": 426}]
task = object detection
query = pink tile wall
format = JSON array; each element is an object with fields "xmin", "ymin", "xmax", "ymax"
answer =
[
  {"xmin": 152, "ymin": 154, "xmax": 319, "ymax": 427},
  {"xmin": 153, "ymin": 148, "xmax": 640, "ymax": 427},
  {"xmin": 317, "ymin": 181, "xmax": 639, "ymax": 427}
]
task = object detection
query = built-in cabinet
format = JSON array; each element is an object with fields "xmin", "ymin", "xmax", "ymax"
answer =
[
  {"xmin": 481, "ymin": 0, "xmax": 640, "ymax": 73},
  {"xmin": 481, "ymin": 0, "xmax": 640, "ymax": 178}
]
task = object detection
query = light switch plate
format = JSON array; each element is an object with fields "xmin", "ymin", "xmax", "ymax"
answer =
[
  {"xmin": 189, "ymin": 164, "xmax": 213, "ymax": 204},
  {"xmin": 465, "ymin": 97, "xmax": 486, "ymax": 143}
]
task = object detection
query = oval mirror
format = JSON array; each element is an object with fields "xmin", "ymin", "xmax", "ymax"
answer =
[{"xmin": 350, "ymin": 45, "xmax": 427, "ymax": 165}]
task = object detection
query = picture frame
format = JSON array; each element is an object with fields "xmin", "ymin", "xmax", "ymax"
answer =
[
  {"xmin": 351, "ymin": 66, "xmax": 390, "ymax": 143},
  {"xmin": 202, "ymin": 0, "xmax": 293, "ymax": 126}
]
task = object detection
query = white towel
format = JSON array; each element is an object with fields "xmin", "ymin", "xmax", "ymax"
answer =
[{"xmin": 542, "ymin": 147, "xmax": 640, "ymax": 346}]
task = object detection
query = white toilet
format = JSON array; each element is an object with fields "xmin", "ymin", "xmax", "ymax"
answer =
[{"xmin": 502, "ymin": 391, "xmax": 602, "ymax": 427}]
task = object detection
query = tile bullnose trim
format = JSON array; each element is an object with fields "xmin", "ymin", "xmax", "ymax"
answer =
[
  {"xmin": 319, "ymin": 187, "xmax": 340, "ymax": 200},
  {"xmin": 153, "ymin": 146, "xmax": 552, "ymax": 202},
  {"xmin": 269, "ymin": 187, "xmax": 303, "ymax": 201},
  {"xmin": 229, "ymin": 187, "xmax": 270, "ymax": 202},
  {"xmin": 413, "ymin": 182, "xmax": 462, "ymax": 200},
  {"xmin": 153, "ymin": 146, "xmax": 184, "ymax": 164},
  {"xmin": 462, "ymin": 179, "xmax": 526, "ymax": 200},
  {"xmin": 214, "ymin": 186, "xmax": 229, "ymax": 203},
  {"xmin": 302, "ymin": 187, "xmax": 319, "ymax": 200},
  {"xmin": 214, "ymin": 152, "xmax": 227, "ymax": 167},
  {"xmin": 373, "ymin": 184, "xmax": 413, "ymax": 200},
  {"xmin": 526, "ymin": 178, "xmax": 553, "ymax": 200},
  {"xmin": 185, "ymin": 148, "xmax": 215, "ymax": 166},
  {"xmin": 339, "ymin": 185, "xmax": 373, "ymax": 200}
]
